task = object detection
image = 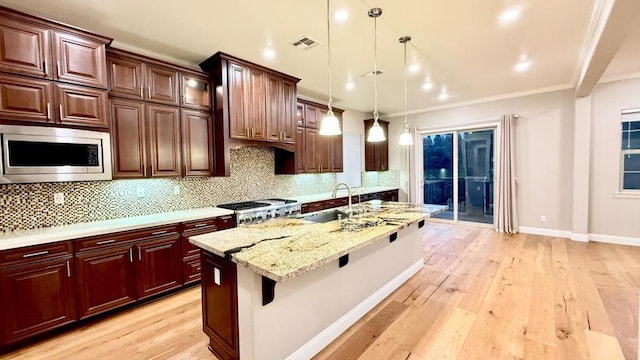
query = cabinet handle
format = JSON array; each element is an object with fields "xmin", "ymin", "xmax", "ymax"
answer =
[
  {"xmin": 196, "ymin": 267, "xmax": 201, "ymax": 271},
  {"xmin": 56, "ymin": 61, "xmax": 61, "ymax": 77},
  {"xmin": 44, "ymin": 60, "xmax": 48, "ymax": 76},
  {"xmin": 129, "ymin": 248, "xmax": 133, "ymax": 263},
  {"xmin": 22, "ymin": 250, "xmax": 48, "ymax": 258},
  {"xmin": 140, "ymin": 84, "xmax": 144, "ymax": 98},
  {"xmin": 138, "ymin": 247, "xmax": 142, "ymax": 261},
  {"xmin": 182, "ymin": 94, "xmax": 186, "ymax": 103},
  {"xmin": 194, "ymin": 223, "xmax": 208, "ymax": 228},
  {"xmin": 220, "ymin": 216, "xmax": 233, "ymax": 220},
  {"xmin": 147, "ymin": 86, "xmax": 151, "ymax": 99},
  {"xmin": 66, "ymin": 260, "xmax": 71, "ymax": 278},
  {"xmin": 59, "ymin": 104, "xmax": 63, "ymax": 122},
  {"xmin": 96, "ymin": 239, "xmax": 115, "ymax": 245},
  {"xmin": 251, "ymin": 128, "xmax": 254, "ymax": 138},
  {"xmin": 245, "ymin": 128, "xmax": 249, "ymax": 138},
  {"xmin": 46, "ymin": 102, "xmax": 51, "ymax": 121},
  {"xmin": 152, "ymin": 230, "xmax": 168, "ymax": 236}
]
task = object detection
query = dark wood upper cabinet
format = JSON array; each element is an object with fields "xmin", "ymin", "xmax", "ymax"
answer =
[
  {"xmin": 182, "ymin": 109, "xmax": 213, "ymax": 177},
  {"xmin": 146, "ymin": 104, "xmax": 181, "ymax": 178},
  {"xmin": 295, "ymin": 127, "xmax": 305, "ymax": 173},
  {"xmin": 317, "ymin": 132, "xmax": 331, "ymax": 172},
  {"xmin": 145, "ymin": 63, "xmax": 179, "ymax": 106},
  {"xmin": 295, "ymin": 103, "xmax": 304, "ymax": 127},
  {"xmin": 364, "ymin": 119, "xmax": 389, "ymax": 171},
  {"xmin": 227, "ymin": 61, "xmax": 248, "ymax": 140},
  {"xmin": 52, "ymin": 30, "xmax": 108, "ymax": 89},
  {"xmin": 110, "ymin": 98, "xmax": 146, "ymax": 178},
  {"xmin": 0, "ymin": 73, "xmax": 53, "ymax": 123},
  {"xmin": 55, "ymin": 82, "xmax": 108, "ymax": 128},
  {"xmin": 304, "ymin": 127, "xmax": 318, "ymax": 173},
  {"xmin": 134, "ymin": 235, "xmax": 181, "ymax": 300},
  {"xmin": 0, "ymin": 242, "xmax": 76, "ymax": 346},
  {"xmin": 304, "ymin": 103, "xmax": 319, "ymax": 129},
  {"xmin": 181, "ymin": 72, "xmax": 211, "ymax": 110},
  {"xmin": 0, "ymin": 18, "xmax": 50, "ymax": 79},
  {"xmin": 107, "ymin": 54, "xmax": 144, "ymax": 100},
  {"xmin": 266, "ymin": 74, "xmax": 295, "ymax": 143},
  {"xmin": 246, "ymin": 66, "xmax": 266, "ymax": 141}
]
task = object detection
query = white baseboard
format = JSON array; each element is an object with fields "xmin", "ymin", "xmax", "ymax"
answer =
[
  {"xmin": 286, "ymin": 259, "xmax": 424, "ymax": 360},
  {"xmin": 589, "ymin": 233, "xmax": 640, "ymax": 246},
  {"xmin": 519, "ymin": 226, "xmax": 572, "ymax": 238},
  {"xmin": 519, "ymin": 227, "xmax": 640, "ymax": 246}
]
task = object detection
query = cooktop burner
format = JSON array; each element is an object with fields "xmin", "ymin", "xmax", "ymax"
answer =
[{"xmin": 217, "ymin": 201, "xmax": 270, "ymax": 211}]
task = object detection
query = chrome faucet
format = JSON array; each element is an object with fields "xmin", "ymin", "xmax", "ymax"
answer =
[
  {"xmin": 350, "ymin": 190, "xmax": 362, "ymax": 216},
  {"xmin": 332, "ymin": 182, "xmax": 352, "ymax": 216}
]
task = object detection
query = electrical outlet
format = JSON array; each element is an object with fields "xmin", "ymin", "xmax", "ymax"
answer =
[
  {"xmin": 135, "ymin": 188, "xmax": 146, "ymax": 198},
  {"xmin": 173, "ymin": 185, "xmax": 180, "ymax": 195},
  {"xmin": 540, "ymin": 215, "xmax": 546, "ymax": 222},
  {"xmin": 53, "ymin": 192, "xmax": 64, "ymax": 205}
]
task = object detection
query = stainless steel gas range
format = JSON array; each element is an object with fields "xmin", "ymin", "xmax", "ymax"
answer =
[{"xmin": 217, "ymin": 198, "xmax": 301, "ymax": 225}]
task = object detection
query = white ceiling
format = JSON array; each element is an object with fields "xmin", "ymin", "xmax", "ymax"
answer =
[{"xmin": 0, "ymin": 0, "xmax": 637, "ymax": 115}]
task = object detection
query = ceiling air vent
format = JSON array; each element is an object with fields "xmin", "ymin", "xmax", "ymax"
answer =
[{"xmin": 290, "ymin": 35, "xmax": 321, "ymax": 50}]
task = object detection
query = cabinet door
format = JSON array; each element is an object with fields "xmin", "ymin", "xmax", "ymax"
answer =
[
  {"xmin": 304, "ymin": 104, "xmax": 319, "ymax": 129},
  {"xmin": 0, "ymin": 18, "xmax": 50, "ymax": 78},
  {"xmin": 0, "ymin": 74, "xmax": 53, "ymax": 123},
  {"xmin": 52, "ymin": 30, "xmax": 107, "ymax": 89},
  {"xmin": 145, "ymin": 63, "xmax": 179, "ymax": 106},
  {"xmin": 281, "ymin": 80, "xmax": 296, "ymax": 143},
  {"xmin": 134, "ymin": 235, "xmax": 181, "ymax": 300},
  {"xmin": 181, "ymin": 109, "xmax": 213, "ymax": 177},
  {"xmin": 377, "ymin": 121, "xmax": 389, "ymax": 171},
  {"xmin": 295, "ymin": 127, "xmax": 305, "ymax": 173},
  {"xmin": 227, "ymin": 62, "xmax": 249, "ymax": 140},
  {"xmin": 317, "ymin": 133, "xmax": 331, "ymax": 172},
  {"xmin": 295, "ymin": 103, "xmax": 304, "ymax": 127},
  {"xmin": 304, "ymin": 127, "xmax": 318, "ymax": 173},
  {"xmin": 181, "ymin": 73, "xmax": 211, "ymax": 110},
  {"xmin": 331, "ymin": 134, "xmax": 344, "ymax": 172},
  {"xmin": 0, "ymin": 257, "xmax": 76, "ymax": 346},
  {"xmin": 55, "ymin": 83, "xmax": 108, "ymax": 128},
  {"xmin": 246, "ymin": 67, "xmax": 266, "ymax": 140},
  {"xmin": 110, "ymin": 99, "xmax": 146, "ymax": 178},
  {"xmin": 75, "ymin": 245, "xmax": 136, "ymax": 319},
  {"xmin": 201, "ymin": 251, "xmax": 239, "ymax": 360},
  {"xmin": 146, "ymin": 104, "xmax": 181, "ymax": 177},
  {"xmin": 265, "ymin": 74, "xmax": 281, "ymax": 142},
  {"xmin": 107, "ymin": 54, "xmax": 144, "ymax": 100}
]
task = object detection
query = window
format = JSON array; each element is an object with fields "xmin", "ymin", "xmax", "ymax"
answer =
[{"xmin": 621, "ymin": 111, "xmax": 640, "ymax": 191}]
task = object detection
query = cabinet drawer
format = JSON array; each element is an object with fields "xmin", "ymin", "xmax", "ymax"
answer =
[
  {"xmin": 301, "ymin": 201, "xmax": 324, "ymax": 214},
  {"xmin": 215, "ymin": 215, "xmax": 235, "ymax": 230},
  {"xmin": 1, "ymin": 241, "xmax": 72, "ymax": 266},
  {"xmin": 182, "ymin": 257, "xmax": 201, "ymax": 284},
  {"xmin": 182, "ymin": 218, "xmax": 218, "ymax": 232},
  {"xmin": 325, "ymin": 198, "xmax": 348, "ymax": 209},
  {"xmin": 75, "ymin": 224, "xmax": 179, "ymax": 253}
]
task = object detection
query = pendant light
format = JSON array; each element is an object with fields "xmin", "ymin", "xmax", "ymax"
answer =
[
  {"xmin": 367, "ymin": 7, "xmax": 385, "ymax": 143},
  {"xmin": 319, "ymin": 0, "xmax": 341, "ymax": 136},
  {"xmin": 398, "ymin": 36, "xmax": 413, "ymax": 146}
]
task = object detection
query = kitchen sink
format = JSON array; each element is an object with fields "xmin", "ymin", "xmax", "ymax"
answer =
[{"xmin": 300, "ymin": 209, "xmax": 349, "ymax": 223}]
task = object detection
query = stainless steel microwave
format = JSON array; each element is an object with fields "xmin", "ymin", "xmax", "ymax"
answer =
[{"xmin": 0, "ymin": 125, "xmax": 112, "ymax": 184}]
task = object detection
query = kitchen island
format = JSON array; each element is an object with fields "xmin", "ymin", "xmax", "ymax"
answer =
[{"xmin": 190, "ymin": 201, "xmax": 446, "ymax": 360}]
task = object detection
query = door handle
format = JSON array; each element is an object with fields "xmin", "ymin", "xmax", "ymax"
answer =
[
  {"xmin": 66, "ymin": 260, "xmax": 71, "ymax": 277},
  {"xmin": 129, "ymin": 248, "xmax": 133, "ymax": 263}
]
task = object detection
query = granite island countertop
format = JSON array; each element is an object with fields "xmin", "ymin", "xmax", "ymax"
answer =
[{"xmin": 190, "ymin": 201, "xmax": 447, "ymax": 282}]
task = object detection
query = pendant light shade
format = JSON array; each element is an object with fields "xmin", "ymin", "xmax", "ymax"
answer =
[
  {"xmin": 367, "ymin": 7, "xmax": 385, "ymax": 143},
  {"xmin": 319, "ymin": 0, "xmax": 341, "ymax": 136},
  {"xmin": 398, "ymin": 35, "xmax": 413, "ymax": 146}
]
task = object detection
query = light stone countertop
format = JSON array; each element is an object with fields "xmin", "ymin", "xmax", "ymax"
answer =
[
  {"xmin": 291, "ymin": 186, "xmax": 398, "ymax": 204},
  {"xmin": 190, "ymin": 201, "xmax": 447, "ymax": 282},
  {"xmin": 0, "ymin": 207, "xmax": 234, "ymax": 251}
]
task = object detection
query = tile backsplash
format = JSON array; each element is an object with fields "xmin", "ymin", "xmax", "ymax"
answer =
[{"xmin": 0, "ymin": 147, "xmax": 399, "ymax": 233}]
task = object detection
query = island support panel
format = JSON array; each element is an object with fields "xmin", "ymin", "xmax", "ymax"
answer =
[{"xmin": 236, "ymin": 223, "xmax": 423, "ymax": 360}]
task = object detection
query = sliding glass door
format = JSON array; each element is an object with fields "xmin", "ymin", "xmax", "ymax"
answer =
[{"xmin": 422, "ymin": 128, "xmax": 495, "ymax": 224}]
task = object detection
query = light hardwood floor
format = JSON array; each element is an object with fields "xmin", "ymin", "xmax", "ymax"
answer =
[{"xmin": 2, "ymin": 224, "xmax": 638, "ymax": 360}]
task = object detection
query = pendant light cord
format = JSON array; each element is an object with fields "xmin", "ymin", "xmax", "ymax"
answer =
[
  {"xmin": 373, "ymin": 13, "xmax": 379, "ymax": 122},
  {"xmin": 327, "ymin": 0, "xmax": 333, "ymax": 113},
  {"xmin": 403, "ymin": 40, "xmax": 408, "ymax": 130}
]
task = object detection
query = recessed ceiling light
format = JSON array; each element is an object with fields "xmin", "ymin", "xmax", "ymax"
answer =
[
  {"xmin": 422, "ymin": 82, "xmax": 433, "ymax": 91},
  {"xmin": 333, "ymin": 9, "xmax": 349, "ymax": 22},
  {"xmin": 408, "ymin": 64, "xmax": 420, "ymax": 74},
  {"xmin": 515, "ymin": 60, "xmax": 531, "ymax": 73},
  {"xmin": 499, "ymin": 8, "xmax": 521, "ymax": 25},
  {"xmin": 263, "ymin": 48, "xmax": 276, "ymax": 59},
  {"xmin": 345, "ymin": 81, "xmax": 355, "ymax": 91},
  {"xmin": 438, "ymin": 87, "xmax": 449, "ymax": 101}
]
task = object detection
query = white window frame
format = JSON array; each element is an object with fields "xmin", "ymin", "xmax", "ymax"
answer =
[{"xmin": 618, "ymin": 108, "xmax": 640, "ymax": 195}]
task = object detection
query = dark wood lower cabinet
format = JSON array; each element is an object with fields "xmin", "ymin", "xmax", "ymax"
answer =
[
  {"xmin": 135, "ymin": 235, "xmax": 181, "ymax": 300},
  {"xmin": 201, "ymin": 251, "xmax": 240, "ymax": 360},
  {"xmin": 75, "ymin": 244, "xmax": 136, "ymax": 320},
  {"xmin": 300, "ymin": 189, "xmax": 400, "ymax": 214},
  {"xmin": 0, "ymin": 256, "xmax": 76, "ymax": 346}
]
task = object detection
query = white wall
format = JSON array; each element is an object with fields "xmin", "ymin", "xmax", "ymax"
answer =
[
  {"xmin": 590, "ymin": 78, "xmax": 640, "ymax": 238},
  {"xmin": 386, "ymin": 78, "xmax": 640, "ymax": 240}
]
